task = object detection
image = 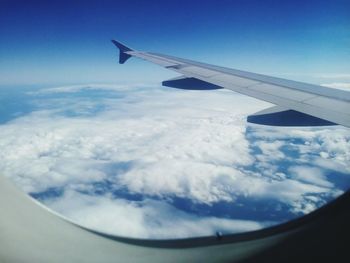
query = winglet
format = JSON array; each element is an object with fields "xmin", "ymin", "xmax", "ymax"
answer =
[{"xmin": 111, "ymin": 40, "xmax": 133, "ymax": 64}]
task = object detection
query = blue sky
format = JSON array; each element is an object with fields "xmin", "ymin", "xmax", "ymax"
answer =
[{"xmin": 0, "ymin": 0, "xmax": 349, "ymax": 85}]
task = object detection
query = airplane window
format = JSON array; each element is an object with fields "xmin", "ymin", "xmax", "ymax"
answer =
[
  {"xmin": 1, "ymin": 7, "xmax": 349, "ymax": 262},
  {"xmin": 0, "ymin": 84, "xmax": 349, "ymax": 239}
]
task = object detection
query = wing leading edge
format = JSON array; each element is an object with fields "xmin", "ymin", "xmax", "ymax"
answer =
[{"xmin": 111, "ymin": 40, "xmax": 350, "ymax": 128}]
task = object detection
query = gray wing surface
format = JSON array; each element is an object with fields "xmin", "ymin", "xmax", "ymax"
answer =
[{"xmin": 112, "ymin": 40, "xmax": 350, "ymax": 128}]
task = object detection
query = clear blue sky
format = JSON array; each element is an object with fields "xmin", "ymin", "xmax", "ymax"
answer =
[{"xmin": 0, "ymin": 0, "xmax": 349, "ymax": 85}]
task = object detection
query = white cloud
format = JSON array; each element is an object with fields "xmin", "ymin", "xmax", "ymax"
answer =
[
  {"xmin": 0, "ymin": 86, "xmax": 262, "ymax": 199},
  {"xmin": 29, "ymin": 83, "xmax": 159, "ymax": 94},
  {"xmin": 317, "ymin": 74, "xmax": 350, "ymax": 80},
  {"xmin": 288, "ymin": 166, "xmax": 333, "ymax": 188},
  {"xmin": 321, "ymin": 82, "xmax": 350, "ymax": 91},
  {"xmin": 254, "ymin": 140, "xmax": 285, "ymax": 162},
  {"xmin": 0, "ymin": 83, "xmax": 348, "ymax": 238}
]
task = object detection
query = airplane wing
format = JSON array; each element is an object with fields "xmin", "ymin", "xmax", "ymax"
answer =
[{"xmin": 112, "ymin": 40, "xmax": 350, "ymax": 128}]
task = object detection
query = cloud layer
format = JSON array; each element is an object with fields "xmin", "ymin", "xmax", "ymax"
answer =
[
  {"xmin": 0, "ymin": 84, "xmax": 349, "ymax": 238},
  {"xmin": 322, "ymin": 82, "xmax": 350, "ymax": 91}
]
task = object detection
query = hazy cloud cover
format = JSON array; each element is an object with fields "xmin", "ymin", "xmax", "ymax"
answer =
[
  {"xmin": 322, "ymin": 82, "xmax": 350, "ymax": 91},
  {"xmin": 0, "ymin": 84, "xmax": 349, "ymax": 238}
]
